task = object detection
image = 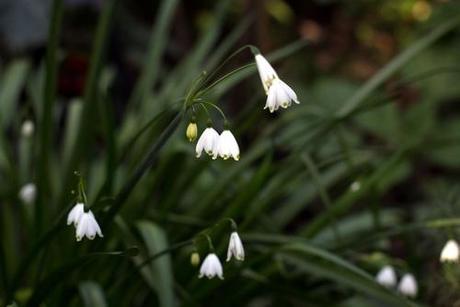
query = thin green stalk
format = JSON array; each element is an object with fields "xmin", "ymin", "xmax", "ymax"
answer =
[
  {"xmin": 58, "ymin": 0, "xmax": 118, "ymax": 208},
  {"xmin": 36, "ymin": 0, "xmax": 64, "ymax": 234},
  {"xmin": 301, "ymin": 153, "xmax": 341, "ymax": 243},
  {"xmin": 101, "ymin": 111, "xmax": 183, "ymax": 227},
  {"xmin": 336, "ymin": 16, "xmax": 460, "ymax": 119}
]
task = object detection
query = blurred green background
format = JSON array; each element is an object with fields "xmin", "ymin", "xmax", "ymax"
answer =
[{"xmin": 1, "ymin": 0, "xmax": 460, "ymax": 306}]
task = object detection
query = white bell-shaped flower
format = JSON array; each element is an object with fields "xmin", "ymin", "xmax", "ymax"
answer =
[
  {"xmin": 75, "ymin": 210, "xmax": 103, "ymax": 241},
  {"xmin": 397, "ymin": 273, "xmax": 417, "ymax": 298},
  {"xmin": 196, "ymin": 127, "xmax": 219, "ymax": 158},
  {"xmin": 226, "ymin": 232, "xmax": 245, "ymax": 262},
  {"xmin": 19, "ymin": 183, "xmax": 37, "ymax": 205},
  {"xmin": 440, "ymin": 239, "xmax": 460, "ymax": 263},
  {"xmin": 213, "ymin": 130, "xmax": 240, "ymax": 161},
  {"xmin": 67, "ymin": 203, "xmax": 85, "ymax": 226},
  {"xmin": 375, "ymin": 265, "xmax": 397, "ymax": 288},
  {"xmin": 21, "ymin": 120, "xmax": 35, "ymax": 137},
  {"xmin": 265, "ymin": 78, "xmax": 300, "ymax": 113},
  {"xmin": 255, "ymin": 54, "xmax": 279, "ymax": 94},
  {"xmin": 198, "ymin": 253, "xmax": 224, "ymax": 280}
]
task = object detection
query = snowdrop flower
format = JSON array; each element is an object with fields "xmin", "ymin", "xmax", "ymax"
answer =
[
  {"xmin": 21, "ymin": 120, "xmax": 35, "ymax": 137},
  {"xmin": 196, "ymin": 127, "xmax": 219, "ymax": 158},
  {"xmin": 75, "ymin": 210, "xmax": 103, "ymax": 241},
  {"xmin": 254, "ymin": 53, "xmax": 300, "ymax": 113},
  {"xmin": 265, "ymin": 78, "xmax": 300, "ymax": 113},
  {"xmin": 19, "ymin": 183, "xmax": 37, "ymax": 205},
  {"xmin": 375, "ymin": 265, "xmax": 397, "ymax": 288},
  {"xmin": 226, "ymin": 232, "xmax": 245, "ymax": 262},
  {"xmin": 440, "ymin": 239, "xmax": 460, "ymax": 263},
  {"xmin": 198, "ymin": 253, "xmax": 224, "ymax": 280},
  {"xmin": 213, "ymin": 130, "xmax": 240, "ymax": 161},
  {"xmin": 398, "ymin": 273, "xmax": 417, "ymax": 298},
  {"xmin": 255, "ymin": 54, "xmax": 279, "ymax": 94},
  {"xmin": 67, "ymin": 203, "xmax": 85, "ymax": 226}
]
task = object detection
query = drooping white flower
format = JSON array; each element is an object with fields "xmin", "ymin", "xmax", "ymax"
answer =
[
  {"xmin": 226, "ymin": 232, "xmax": 245, "ymax": 262},
  {"xmin": 213, "ymin": 130, "xmax": 240, "ymax": 161},
  {"xmin": 254, "ymin": 53, "xmax": 300, "ymax": 113},
  {"xmin": 255, "ymin": 54, "xmax": 279, "ymax": 94},
  {"xmin": 198, "ymin": 253, "xmax": 224, "ymax": 280},
  {"xmin": 265, "ymin": 78, "xmax": 300, "ymax": 113},
  {"xmin": 19, "ymin": 183, "xmax": 37, "ymax": 205},
  {"xmin": 67, "ymin": 203, "xmax": 85, "ymax": 226},
  {"xmin": 196, "ymin": 127, "xmax": 219, "ymax": 158},
  {"xmin": 375, "ymin": 265, "xmax": 397, "ymax": 288},
  {"xmin": 21, "ymin": 120, "xmax": 35, "ymax": 137},
  {"xmin": 398, "ymin": 273, "xmax": 418, "ymax": 298},
  {"xmin": 75, "ymin": 210, "xmax": 103, "ymax": 241},
  {"xmin": 440, "ymin": 239, "xmax": 460, "ymax": 263}
]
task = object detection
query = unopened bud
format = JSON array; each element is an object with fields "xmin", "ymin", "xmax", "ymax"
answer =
[
  {"xmin": 186, "ymin": 122, "xmax": 198, "ymax": 142},
  {"xmin": 190, "ymin": 252, "xmax": 200, "ymax": 266},
  {"xmin": 21, "ymin": 120, "xmax": 34, "ymax": 137}
]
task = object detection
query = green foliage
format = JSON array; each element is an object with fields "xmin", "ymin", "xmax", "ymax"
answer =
[{"xmin": 1, "ymin": 0, "xmax": 460, "ymax": 306}]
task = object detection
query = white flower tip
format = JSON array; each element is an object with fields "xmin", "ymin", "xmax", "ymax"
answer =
[{"xmin": 440, "ymin": 239, "xmax": 460, "ymax": 262}]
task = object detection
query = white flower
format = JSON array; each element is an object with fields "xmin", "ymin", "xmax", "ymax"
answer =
[
  {"xmin": 226, "ymin": 232, "xmax": 245, "ymax": 262},
  {"xmin": 375, "ymin": 265, "xmax": 397, "ymax": 288},
  {"xmin": 21, "ymin": 120, "xmax": 35, "ymax": 137},
  {"xmin": 67, "ymin": 203, "xmax": 85, "ymax": 226},
  {"xmin": 440, "ymin": 239, "xmax": 460, "ymax": 263},
  {"xmin": 198, "ymin": 253, "xmax": 224, "ymax": 280},
  {"xmin": 196, "ymin": 127, "xmax": 219, "ymax": 158},
  {"xmin": 255, "ymin": 54, "xmax": 279, "ymax": 94},
  {"xmin": 19, "ymin": 183, "xmax": 37, "ymax": 204},
  {"xmin": 254, "ymin": 53, "xmax": 300, "ymax": 113},
  {"xmin": 75, "ymin": 210, "xmax": 103, "ymax": 241},
  {"xmin": 265, "ymin": 78, "xmax": 300, "ymax": 113},
  {"xmin": 398, "ymin": 273, "xmax": 417, "ymax": 298},
  {"xmin": 214, "ymin": 130, "xmax": 240, "ymax": 161}
]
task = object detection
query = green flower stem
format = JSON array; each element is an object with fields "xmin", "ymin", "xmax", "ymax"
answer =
[{"xmin": 36, "ymin": 0, "xmax": 64, "ymax": 235}]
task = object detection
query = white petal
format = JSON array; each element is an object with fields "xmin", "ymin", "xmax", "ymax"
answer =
[
  {"xmin": 375, "ymin": 265, "xmax": 396, "ymax": 288},
  {"xmin": 398, "ymin": 273, "xmax": 417, "ymax": 297},
  {"xmin": 67, "ymin": 203, "xmax": 85, "ymax": 226},
  {"xmin": 440, "ymin": 239, "xmax": 459, "ymax": 262},
  {"xmin": 255, "ymin": 54, "xmax": 278, "ymax": 93},
  {"xmin": 76, "ymin": 214, "xmax": 89, "ymax": 241}
]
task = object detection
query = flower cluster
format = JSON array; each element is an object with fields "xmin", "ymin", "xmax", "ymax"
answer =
[
  {"xmin": 67, "ymin": 203, "xmax": 103, "ymax": 241},
  {"xmin": 197, "ymin": 232, "xmax": 245, "ymax": 280},
  {"xmin": 195, "ymin": 127, "xmax": 240, "ymax": 161},
  {"xmin": 375, "ymin": 265, "xmax": 418, "ymax": 298}
]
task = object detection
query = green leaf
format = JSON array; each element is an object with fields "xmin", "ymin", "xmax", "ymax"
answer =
[
  {"xmin": 0, "ymin": 59, "xmax": 30, "ymax": 128},
  {"xmin": 79, "ymin": 281, "xmax": 108, "ymax": 307},
  {"xmin": 137, "ymin": 221, "xmax": 174, "ymax": 307}
]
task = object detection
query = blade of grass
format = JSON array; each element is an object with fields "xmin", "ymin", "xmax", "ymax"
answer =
[
  {"xmin": 36, "ymin": 0, "xmax": 64, "ymax": 233},
  {"xmin": 130, "ymin": 0, "xmax": 180, "ymax": 107},
  {"xmin": 58, "ymin": 0, "xmax": 118, "ymax": 207},
  {"xmin": 336, "ymin": 16, "xmax": 460, "ymax": 119}
]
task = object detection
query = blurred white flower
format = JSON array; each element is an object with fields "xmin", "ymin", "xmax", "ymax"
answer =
[
  {"xmin": 75, "ymin": 210, "xmax": 103, "ymax": 241},
  {"xmin": 375, "ymin": 265, "xmax": 397, "ymax": 288},
  {"xmin": 214, "ymin": 130, "xmax": 240, "ymax": 161},
  {"xmin": 21, "ymin": 120, "xmax": 35, "ymax": 137},
  {"xmin": 350, "ymin": 181, "xmax": 361, "ymax": 192},
  {"xmin": 398, "ymin": 273, "xmax": 417, "ymax": 298},
  {"xmin": 255, "ymin": 54, "xmax": 279, "ymax": 94},
  {"xmin": 198, "ymin": 253, "xmax": 224, "ymax": 280},
  {"xmin": 19, "ymin": 183, "xmax": 37, "ymax": 204},
  {"xmin": 254, "ymin": 53, "xmax": 300, "ymax": 113},
  {"xmin": 265, "ymin": 79, "xmax": 300, "ymax": 113},
  {"xmin": 196, "ymin": 127, "xmax": 219, "ymax": 158},
  {"xmin": 440, "ymin": 239, "xmax": 459, "ymax": 263},
  {"xmin": 67, "ymin": 203, "xmax": 85, "ymax": 226},
  {"xmin": 226, "ymin": 232, "xmax": 245, "ymax": 261}
]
